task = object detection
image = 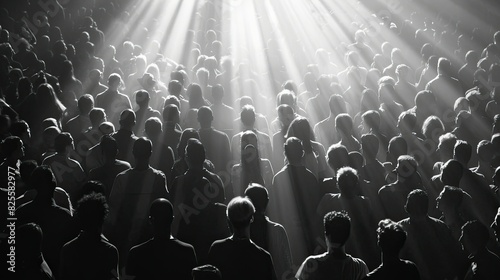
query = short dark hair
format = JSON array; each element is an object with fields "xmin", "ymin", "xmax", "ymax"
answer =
[
  {"xmin": 100, "ymin": 134, "xmax": 117, "ymax": 158},
  {"xmin": 163, "ymin": 104, "xmax": 180, "ymax": 123},
  {"xmin": 405, "ymin": 189, "xmax": 428, "ymax": 216},
  {"xmin": 133, "ymin": 137, "xmax": 153, "ymax": 159},
  {"xmin": 227, "ymin": 196, "xmax": 255, "ymax": 230},
  {"xmin": 461, "ymin": 220, "xmax": 490, "ymax": 249},
  {"xmin": 240, "ymin": 105, "xmax": 256, "ymax": 127},
  {"xmin": 75, "ymin": 192, "xmax": 109, "ymax": 231},
  {"xmin": 185, "ymin": 138, "xmax": 205, "ymax": 167},
  {"xmin": 244, "ymin": 183, "xmax": 269, "ymax": 213},
  {"xmin": 324, "ymin": 211, "xmax": 351, "ymax": 245},
  {"xmin": 78, "ymin": 94, "xmax": 94, "ymax": 113},
  {"xmin": 54, "ymin": 132, "xmax": 73, "ymax": 153},
  {"xmin": 377, "ymin": 219, "xmax": 406, "ymax": 253}
]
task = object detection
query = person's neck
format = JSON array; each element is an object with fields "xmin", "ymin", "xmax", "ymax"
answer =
[
  {"xmin": 233, "ymin": 227, "xmax": 251, "ymax": 239},
  {"xmin": 200, "ymin": 123, "xmax": 211, "ymax": 130},
  {"xmin": 327, "ymin": 245, "xmax": 346, "ymax": 258},
  {"xmin": 381, "ymin": 252, "xmax": 400, "ymax": 264},
  {"xmin": 153, "ymin": 228, "xmax": 172, "ymax": 240},
  {"xmin": 134, "ymin": 159, "xmax": 149, "ymax": 170}
]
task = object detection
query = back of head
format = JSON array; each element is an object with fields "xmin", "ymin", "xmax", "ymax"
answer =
[
  {"xmin": 75, "ymin": 192, "xmax": 109, "ymax": 231},
  {"xmin": 197, "ymin": 106, "xmax": 213, "ymax": 126},
  {"xmin": 461, "ymin": 220, "xmax": 490, "ymax": 251},
  {"xmin": 168, "ymin": 80, "xmax": 183, "ymax": 96},
  {"xmin": 329, "ymin": 94, "xmax": 347, "ymax": 115},
  {"xmin": 437, "ymin": 57, "xmax": 452, "ymax": 76},
  {"xmin": 377, "ymin": 219, "xmax": 406, "ymax": 254},
  {"xmin": 149, "ymin": 198, "xmax": 174, "ymax": 227},
  {"xmin": 185, "ymin": 138, "xmax": 206, "ymax": 167},
  {"xmin": 1, "ymin": 136, "xmax": 23, "ymax": 159},
  {"xmin": 192, "ymin": 265, "xmax": 222, "ymax": 280},
  {"xmin": 77, "ymin": 94, "xmax": 94, "ymax": 114},
  {"xmin": 441, "ymin": 159, "xmax": 463, "ymax": 186},
  {"xmin": 133, "ymin": 137, "xmax": 153, "ymax": 159},
  {"xmin": 119, "ymin": 109, "xmax": 136, "ymax": 129},
  {"xmin": 477, "ymin": 140, "xmax": 494, "ymax": 162},
  {"xmin": 453, "ymin": 140, "xmax": 472, "ymax": 165},
  {"xmin": 145, "ymin": 117, "xmax": 162, "ymax": 138},
  {"xmin": 240, "ymin": 105, "xmax": 256, "ymax": 127},
  {"xmin": 212, "ymin": 84, "xmax": 224, "ymax": 102},
  {"xmin": 100, "ymin": 134, "xmax": 118, "ymax": 159},
  {"xmin": 336, "ymin": 167, "xmax": 360, "ymax": 197},
  {"xmin": 135, "ymin": 90, "xmax": 150, "ymax": 106},
  {"xmin": 335, "ymin": 113, "xmax": 353, "ymax": 135},
  {"xmin": 89, "ymin": 108, "xmax": 106, "ymax": 127},
  {"xmin": 396, "ymin": 155, "xmax": 418, "ymax": 178},
  {"xmin": 163, "ymin": 104, "xmax": 180, "ymax": 124},
  {"xmin": 405, "ymin": 189, "xmax": 429, "ymax": 216},
  {"xmin": 17, "ymin": 223, "xmax": 43, "ymax": 260},
  {"xmin": 324, "ymin": 211, "xmax": 351, "ymax": 246},
  {"xmin": 244, "ymin": 183, "xmax": 269, "ymax": 214},
  {"xmin": 227, "ymin": 196, "xmax": 255, "ymax": 230},
  {"xmin": 397, "ymin": 112, "xmax": 417, "ymax": 133},
  {"xmin": 31, "ymin": 165, "xmax": 57, "ymax": 194},
  {"xmin": 388, "ymin": 136, "xmax": 408, "ymax": 158},
  {"xmin": 54, "ymin": 132, "xmax": 73, "ymax": 154},
  {"xmin": 284, "ymin": 137, "xmax": 304, "ymax": 163},
  {"xmin": 362, "ymin": 110, "xmax": 381, "ymax": 130},
  {"xmin": 327, "ymin": 144, "xmax": 350, "ymax": 171}
]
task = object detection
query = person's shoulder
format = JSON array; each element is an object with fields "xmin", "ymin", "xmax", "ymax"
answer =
[
  {"xmin": 171, "ymin": 238, "xmax": 196, "ymax": 250},
  {"xmin": 129, "ymin": 238, "xmax": 154, "ymax": 255},
  {"xmin": 149, "ymin": 166, "xmax": 166, "ymax": 178}
]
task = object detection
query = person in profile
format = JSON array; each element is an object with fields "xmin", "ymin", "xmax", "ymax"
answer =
[
  {"xmin": 296, "ymin": 211, "xmax": 368, "ymax": 280},
  {"xmin": 208, "ymin": 196, "xmax": 277, "ymax": 280},
  {"xmin": 460, "ymin": 220, "xmax": 500, "ymax": 279},
  {"xmin": 59, "ymin": 192, "xmax": 119, "ymax": 280},
  {"xmin": 126, "ymin": 198, "xmax": 197, "ymax": 280},
  {"xmin": 364, "ymin": 219, "xmax": 420, "ymax": 279}
]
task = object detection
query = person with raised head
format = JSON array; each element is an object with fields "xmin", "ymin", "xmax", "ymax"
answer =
[
  {"xmin": 379, "ymin": 155, "xmax": 422, "ymax": 222},
  {"xmin": 398, "ymin": 189, "xmax": 465, "ymax": 280},
  {"xmin": 17, "ymin": 223, "xmax": 55, "ymax": 280},
  {"xmin": 231, "ymin": 104, "xmax": 273, "ymax": 163},
  {"xmin": 106, "ymin": 137, "xmax": 169, "ymax": 269},
  {"xmin": 270, "ymin": 137, "xmax": 322, "ymax": 265},
  {"xmin": 208, "ymin": 196, "xmax": 277, "ymax": 280},
  {"xmin": 16, "ymin": 166, "xmax": 79, "ymax": 275},
  {"xmin": 95, "ymin": 73, "xmax": 132, "ymax": 128},
  {"xmin": 89, "ymin": 135, "xmax": 131, "ymax": 199},
  {"xmin": 460, "ymin": 220, "xmax": 500, "ymax": 279},
  {"xmin": 42, "ymin": 132, "xmax": 86, "ymax": 203},
  {"xmin": 134, "ymin": 89, "xmax": 161, "ymax": 137},
  {"xmin": 111, "ymin": 109, "xmax": 138, "ymax": 165},
  {"xmin": 126, "ymin": 198, "xmax": 197, "ymax": 280},
  {"xmin": 60, "ymin": 192, "xmax": 119, "ymax": 280},
  {"xmin": 364, "ymin": 219, "xmax": 419, "ymax": 279},
  {"xmin": 197, "ymin": 106, "xmax": 231, "ymax": 175},
  {"xmin": 296, "ymin": 211, "xmax": 368, "ymax": 280},
  {"xmin": 245, "ymin": 183, "xmax": 293, "ymax": 279}
]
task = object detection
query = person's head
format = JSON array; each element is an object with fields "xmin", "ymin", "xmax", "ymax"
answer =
[
  {"xmin": 397, "ymin": 112, "xmax": 417, "ymax": 134},
  {"xmin": 168, "ymin": 80, "xmax": 183, "ymax": 97},
  {"xmin": 149, "ymin": 198, "xmax": 174, "ymax": 233},
  {"xmin": 284, "ymin": 137, "xmax": 304, "ymax": 164},
  {"xmin": 197, "ymin": 106, "xmax": 213, "ymax": 128},
  {"xmin": 277, "ymin": 104, "xmax": 295, "ymax": 129},
  {"xmin": 329, "ymin": 94, "xmax": 347, "ymax": 116},
  {"xmin": 100, "ymin": 134, "xmax": 118, "ymax": 160},
  {"xmin": 361, "ymin": 134, "xmax": 379, "ymax": 160},
  {"xmin": 453, "ymin": 140, "xmax": 472, "ymax": 166},
  {"xmin": 107, "ymin": 73, "xmax": 123, "ymax": 90},
  {"xmin": 135, "ymin": 90, "xmax": 150, "ymax": 108},
  {"xmin": 31, "ymin": 165, "xmax": 57, "ymax": 197},
  {"xmin": 437, "ymin": 185, "xmax": 464, "ymax": 214},
  {"xmin": 405, "ymin": 189, "xmax": 429, "ymax": 217},
  {"xmin": 1, "ymin": 136, "xmax": 24, "ymax": 160},
  {"xmin": 75, "ymin": 192, "xmax": 109, "ymax": 232},
  {"xmin": 336, "ymin": 167, "xmax": 361, "ymax": 197},
  {"xmin": 54, "ymin": 132, "xmax": 74, "ymax": 155},
  {"xmin": 192, "ymin": 265, "xmax": 222, "ymax": 280},
  {"xmin": 119, "ymin": 109, "xmax": 136, "ymax": 130},
  {"xmin": 89, "ymin": 108, "xmax": 106, "ymax": 127},
  {"xmin": 185, "ymin": 138, "xmax": 206, "ymax": 169},
  {"xmin": 77, "ymin": 94, "xmax": 94, "ymax": 115},
  {"xmin": 437, "ymin": 57, "xmax": 452, "ymax": 76},
  {"xmin": 163, "ymin": 104, "xmax": 180, "ymax": 124},
  {"xmin": 178, "ymin": 128, "xmax": 200, "ymax": 157},
  {"xmin": 244, "ymin": 183, "xmax": 269, "ymax": 215},
  {"xmin": 187, "ymin": 83, "xmax": 204, "ymax": 109},
  {"xmin": 211, "ymin": 84, "xmax": 224, "ymax": 103},
  {"xmin": 324, "ymin": 211, "xmax": 351, "ymax": 247},
  {"xmin": 144, "ymin": 117, "xmax": 162, "ymax": 139},
  {"xmin": 460, "ymin": 220, "xmax": 490, "ymax": 255},
  {"xmin": 422, "ymin": 115, "xmax": 444, "ymax": 142},
  {"xmin": 438, "ymin": 133, "xmax": 457, "ymax": 161},
  {"xmin": 133, "ymin": 137, "xmax": 152, "ymax": 160},
  {"xmin": 362, "ymin": 110, "xmax": 381, "ymax": 131},
  {"xmin": 396, "ymin": 155, "xmax": 418, "ymax": 178},
  {"xmin": 326, "ymin": 144, "xmax": 350, "ymax": 171},
  {"xmin": 377, "ymin": 219, "xmax": 407, "ymax": 254},
  {"xmin": 17, "ymin": 223, "xmax": 43, "ymax": 261},
  {"xmin": 387, "ymin": 136, "xmax": 407, "ymax": 163},
  {"xmin": 441, "ymin": 159, "xmax": 463, "ymax": 186},
  {"xmin": 227, "ymin": 196, "xmax": 255, "ymax": 230},
  {"xmin": 240, "ymin": 105, "xmax": 256, "ymax": 128}
]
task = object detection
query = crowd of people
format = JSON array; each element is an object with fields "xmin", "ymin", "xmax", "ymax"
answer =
[{"xmin": 2, "ymin": 0, "xmax": 500, "ymax": 279}]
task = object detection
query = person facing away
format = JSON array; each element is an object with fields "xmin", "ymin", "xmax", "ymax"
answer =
[
  {"xmin": 363, "ymin": 219, "xmax": 420, "ymax": 280},
  {"xmin": 94, "ymin": 73, "xmax": 132, "ymax": 128},
  {"xmin": 208, "ymin": 196, "xmax": 277, "ymax": 280},
  {"xmin": 460, "ymin": 220, "xmax": 500, "ymax": 280},
  {"xmin": 17, "ymin": 223, "xmax": 55, "ymax": 280},
  {"xmin": 105, "ymin": 137, "xmax": 169, "ymax": 269},
  {"xmin": 296, "ymin": 211, "xmax": 369, "ymax": 280},
  {"xmin": 126, "ymin": 198, "xmax": 198, "ymax": 280},
  {"xmin": 59, "ymin": 192, "xmax": 119, "ymax": 280},
  {"xmin": 245, "ymin": 183, "xmax": 293, "ymax": 279}
]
